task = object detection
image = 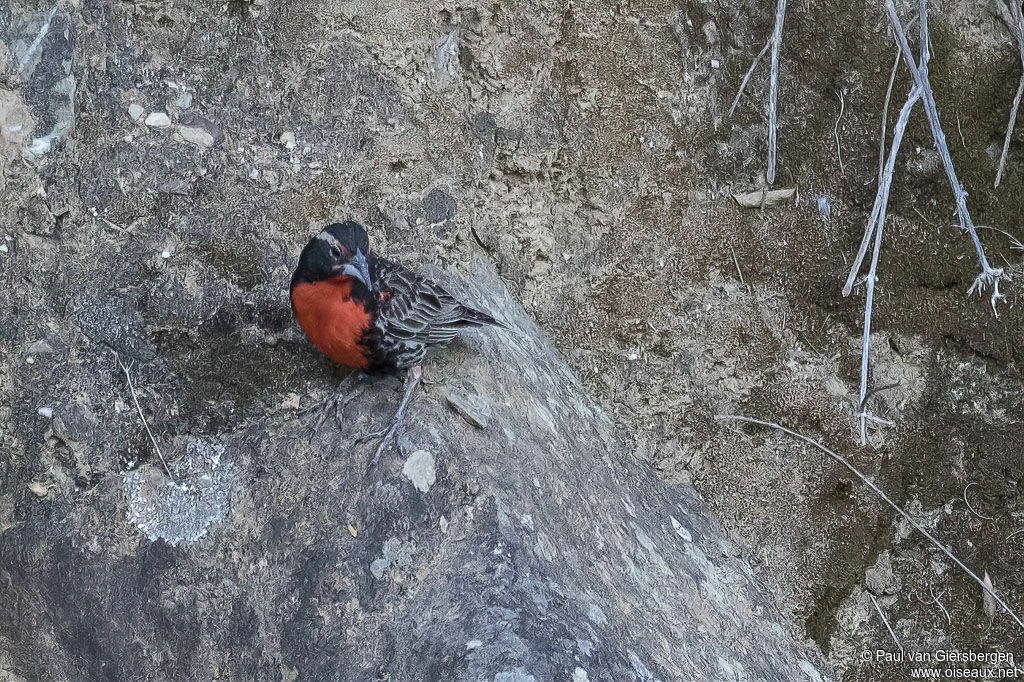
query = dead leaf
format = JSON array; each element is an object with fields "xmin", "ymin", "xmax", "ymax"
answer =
[
  {"xmin": 982, "ymin": 571, "xmax": 997, "ymax": 621},
  {"xmin": 348, "ymin": 524, "xmax": 358, "ymax": 538},
  {"xmin": 732, "ymin": 187, "xmax": 796, "ymax": 208},
  {"xmin": 27, "ymin": 481, "xmax": 49, "ymax": 497}
]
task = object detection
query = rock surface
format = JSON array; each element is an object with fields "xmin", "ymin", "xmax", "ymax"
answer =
[
  {"xmin": 0, "ymin": 0, "xmax": 830, "ymax": 679},
  {"xmin": 5, "ymin": 0, "xmax": 1023, "ymax": 677},
  {"xmin": 2, "ymin": 263, "xmax": 829, "ymax": 680}
]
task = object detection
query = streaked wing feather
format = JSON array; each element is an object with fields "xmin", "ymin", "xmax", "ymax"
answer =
[{"xmin": 375, "ymin": 260, "xmax": 479, "ymax": 345}]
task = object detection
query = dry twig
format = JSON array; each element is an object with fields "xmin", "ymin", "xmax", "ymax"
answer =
[
  {"xmin": 964, "ymin": 482, "xmax": 995, "ymax": 521},
  {"xmin": 885, "ymin": 0, "xmax": 1004, "ymax": 311},
  {"xmin": 994, "ymin": 0, "xmax": 1024, "ymax": 187},
  {"xmin": 930, "ymin": 584, "xmax": 952, "ymax": 624},
  {"xmin": 730, "ymin": 38, "xmax": 771, "ymax": 117},
  {"xmin": 870, "ymin": 594, "xmax": 904, "ymax": 653},
  {"xmin": 118, "ymin": 358, "xmax": 173, "ymax": 480},
  {"xmin": 714, "ymin": 414, "xmax": 1024, "ymax": 630},
  {"xmin": 834, "ymin": 88, "xmax": 846, "ymax": 175},
  {"xmin": 853, "ymin": 87, "xmax": 922, "ymax": 443},
  {"xmin": 729, "ymin": 0, "xmax": 789, "ymax": 185},
  {"xmin": 767, "ymin": 0, "xmax": 788, "ymax": 184}
]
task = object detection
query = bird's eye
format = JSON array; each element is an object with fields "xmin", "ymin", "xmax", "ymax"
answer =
[{"xmin": 330, "ymin": 246, "xmax": 341, "ymax": 258}]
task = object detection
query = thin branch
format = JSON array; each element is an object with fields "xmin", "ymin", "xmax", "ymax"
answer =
[
  {"xmin": 856, "ymin": 87, "xmax": 922, "ymax": 443},
  {"xmin": 996, "ymin": 76, "xmax": 1024, "ymax": 187},
  {"xmin": 118, "ymin": 358, "xmax": 173, "ymax": 480},
  {"xmin": 843, "ymin": 87, "xmax": 921, "ymax": 297},
  {"xmin": 766, "ymin": 0, "xmax": 789, "ymax": 185},
  {"xmin": 930, "ymin": 585, "xmax": 952, "ymax": 624},
  {"xmin": 714, "ymin": 414, "xmax": 1024, "ymax": 630},
  {"xmin": 879, "ymin": 46, "xmax": 901, "ymax": 179},
  {"xmin": 730, "ymin": 245, "xmax": 745, "ymax": 284},
  {"xmin": 730, "ymin": 38, "xmax": 771, "ymax": 117},
  {"xmin": 834, "ymin": 89, "xmax": 846, "ymax": 175},
  {"xmin": 964, "ymin": 482, "xmax": 995, "ymax": 521},
  {"xmin": 995, "ymin": 0, "xmax": 1024, "ymax": 187},
  {"xmin": 870, "ymin": 594, "xmax": 904, "ymax": 653},
  {"xmin": 885, "ymin": 0, "xmax": 1004, "ymax": 311}
]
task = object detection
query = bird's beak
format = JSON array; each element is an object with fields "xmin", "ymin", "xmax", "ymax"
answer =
[{"xmin": 342, "ymin": 249, "xmax": 373, "ymax": 291}]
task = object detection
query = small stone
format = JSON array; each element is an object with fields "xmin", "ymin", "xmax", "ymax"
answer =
[
  {"xmin": 25, "ymin": 356, "xmax": 34, "ymax": 365},
  {"xmin": 128, "ymin": 103, "xmax": 145, "ymax": 121},
  {"xmin": 0, "ymin": 244, "xmax": 7, "ymax": 253},
  {"xmin": 710, "ymin": 59, "xmax": 721, "ymax": 69},
  {"xmin": 279, "ymin": 131, "xmax": 296, "ymax": 150},
  {"xmin": 249, "ymin": 169, "xmax": 259, "ymax": 180},
  {"xmin": 27, "ymin": 481, "xmax": 49, "ymax": 497},
  {"xmin": 145, "ymin": 112, "xmax": 171, "ymax": 128},
  {"xmin": 38, "ymin": 406, "xmax": 53, "ymax": 419},
  {"xmin": 179, "ymin": 125, "xmax": 214, "ymax": 148},
  {"xmin": 161, "ymin": 250, "xmax": 171, "ymax": 259},
  {"xmin": 402, "ymin": 449, "xmax": 436, "ymax": 493},
  {"xmin": 27, "ymin": 340, "xmax": 54, "ymax": 354},
  {"xmin": 702, "ymin": 20, "xmax": 719, "ymax": 44},
  {"xmin": 178, "ymin": 112, "xmax": 223, "ymax": 148},
  {"xmin": 172, "ymin": 90, "xmax": 193, "ymax": 109},
  {"xmin": 446, "ymin": 390, "xmax": 491, "ymax": 429}
]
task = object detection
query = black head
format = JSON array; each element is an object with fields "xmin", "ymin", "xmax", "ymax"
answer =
[{"xmin": 290, "ymin": 221, "xmax": 373, "ymax": 292}]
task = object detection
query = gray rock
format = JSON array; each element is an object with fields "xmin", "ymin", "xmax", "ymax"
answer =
[
  {"xmin": 144, "ymin": 112, "xmax": 171, "ymax": 128},
  {"xmin": 0, "ymin": 2, "xmax": 830, "ymax": 680},
  {"xmin": 127, "ymin": 103, "xmax": 144, "ymax": 121},
  {"xmin": 8, "ymin": 8, "xmax": 76, "ymax": 159},
  {"xmin": 446, "ymin": 389, "xmax": 492, "ymax": 429},
  {"xmin": 423, "ymin": 187, "xmax": 457, "ymax": 223},
  {"xmin": 179, "ymin": 125, "xmax": 214, "ymax": 148}
]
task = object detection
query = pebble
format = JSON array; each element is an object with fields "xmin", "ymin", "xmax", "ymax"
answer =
[
  {"xmin": 0, "ymin": 244, "xmax": 7, "ymax": 253},
  {"xmin": 249, "ymin": 169, "xmax": 259, "ymax": 180},
  {"xmin": 446, "ymin": 390, "xmax": 491, "ymax": 429},
  {"xmin": 279, "ymin": 131, "xmax": 296, "ymax": 150},
  {"xmin": 128, "ymin": 103, "xmax": 145, "ymax": 121},
  {"xmin": 144, "ymin": 112, "xmax": 171, "ymax": 128},
  {"xmin": 161, "ymin": 250, "xmax": 171, "ymax": 259},
  {"xmin": 172, "ymin": 90, "xmax": 193, "ymax": 109},
  {"xmin": 179, "ymin": 125, "xmax": 215, "ymax": 148},
  {"xmin": 702, "ymin": 20, "xmax": 719, "ymax": 44},
  {"xmin": 27, "ymin": 340, "xmax": 54, "ymax": 354},
  {"xmin": 178, "ymin": 113, "xmax": 222, "ymax": 148},
  {"xmin": 38, "ymin": 407, "xmax": 53, "ymax": 419}
]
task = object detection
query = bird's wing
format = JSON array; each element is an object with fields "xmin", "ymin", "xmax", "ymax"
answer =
[{"xmin": 373, "ymin": 259, "xmax": 489, "ymax": 346}]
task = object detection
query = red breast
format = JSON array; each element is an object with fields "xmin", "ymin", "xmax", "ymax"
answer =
[{"xmin": 290, "ymin": 276, "xmax": 372, "ymax": 370}]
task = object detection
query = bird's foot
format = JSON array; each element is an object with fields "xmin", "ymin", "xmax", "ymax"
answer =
[
  {"xmin": 300, "ymin": 372, "xmax": 367, "ymax": 430},
  {"xmin": 370, "ymin": 365, "xmax": 422, "ymax": 465}
]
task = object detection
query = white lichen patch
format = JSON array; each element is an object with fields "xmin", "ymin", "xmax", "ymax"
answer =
[
  {"xmin": 123, "ymin": 438, "xmax": 231, "ymax": 546},
  {"xmin": 403, "ymin": 449, "xmax": 436, "ymax": 493},
  {"xmin": 370, "ymin": 537, "xmax": 415, "ymax": 580}
]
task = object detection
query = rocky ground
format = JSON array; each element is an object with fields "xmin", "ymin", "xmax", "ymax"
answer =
[{"xmin": 2, "ymin": 0, "xmax": 1024, "ymax": 678}]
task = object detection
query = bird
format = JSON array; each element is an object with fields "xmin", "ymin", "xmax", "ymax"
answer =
[{"xmin": 290, "ymin": 220, "xmax": 505, "ymax": 461}]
